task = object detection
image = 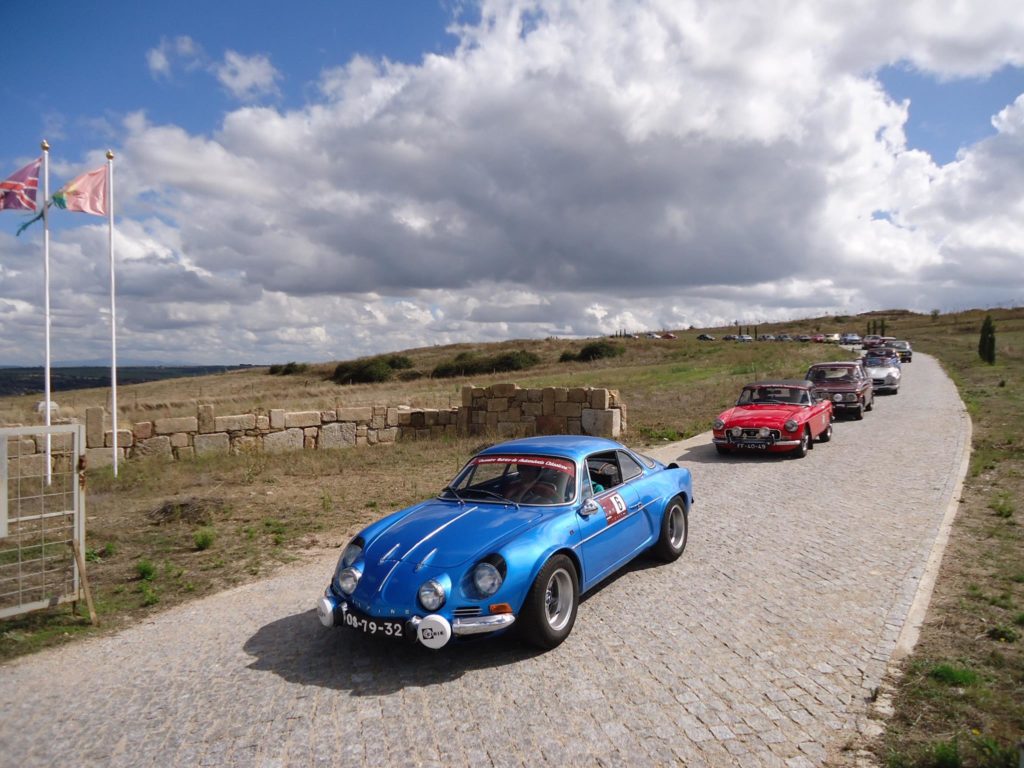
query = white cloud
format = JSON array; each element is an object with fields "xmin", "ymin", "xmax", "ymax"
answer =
[
  {"xmin": 146, "ymin": 36, "xmax": 205, "ymax": 79},
  {"xmin": 4, "ymin": 0, "xmax": 1024, "ymax": 365},
  {"xmin": 215, "ymin": 51, "xmax": 282, "ymax": 101}
]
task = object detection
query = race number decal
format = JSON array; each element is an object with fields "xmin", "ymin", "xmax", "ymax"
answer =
[{"xmin": 597, "ymin": 493, "xmax": 628, "ymax": 524}]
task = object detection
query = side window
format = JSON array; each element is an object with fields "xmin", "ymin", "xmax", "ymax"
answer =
[
  {"xmin": 618, "ymin": 451, "xmax": 643, "ymax": 482},
  {"xmin": 586, "ymin": 452, "xmax": 620, "ymax": 493}
]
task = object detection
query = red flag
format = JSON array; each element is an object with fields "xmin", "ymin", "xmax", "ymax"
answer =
[{"xmin": 0, "ymin": 158, "xmax": 41, "ymax": 211}]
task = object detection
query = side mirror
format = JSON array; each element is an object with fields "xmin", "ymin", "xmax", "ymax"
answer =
[{"xmin": 579, "ymin": 499, "xmax": 600, "ymax": 518}]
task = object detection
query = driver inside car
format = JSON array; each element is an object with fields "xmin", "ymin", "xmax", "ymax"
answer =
[{"xmin": 505, "ymin": 464, "xmax": 559, "ymax": 503}]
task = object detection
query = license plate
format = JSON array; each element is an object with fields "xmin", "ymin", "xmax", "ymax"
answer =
[
  {"xmin": 342, "ymin": 607, "xmax": 406, "ymax": 639},
  {"xmin": 734, "ymin": 441, "xmax": 769, "ymax": 450}
]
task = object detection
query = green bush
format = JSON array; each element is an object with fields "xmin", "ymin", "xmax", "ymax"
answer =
[
  {"xmin": 385, "ymin": 355, "xmax": 413, "ymax": 370},
  {"xmin": 333, "ymin": 358, "xmax": 393, "ymax": 384},
  {"xmin": 432, "ymin": 349, "xmax": 540, "ymax": 379},
  {"xmin": 193, "ymin": 527, "xmax": 216, "ymax": 551},
  {"xmin": 559, "ymin": 351, "xmax": 578, "ymax": 363},
  {"xmin": 136, "ymin": 559, "xmax": 156, "ymax": 581},
  {"xmin": 577, "ymin": 341, "xmax": 624, "ymax": 362},
  {"xmin": 269, "ymin": 362, "xmax": 309, "ymax": 375}
]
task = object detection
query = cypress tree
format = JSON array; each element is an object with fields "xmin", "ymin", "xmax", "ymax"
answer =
[{"xmin": 979, "ymin": 315, "xmax": 996, "ymax": 364}]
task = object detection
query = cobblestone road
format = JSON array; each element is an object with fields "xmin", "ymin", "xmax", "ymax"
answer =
[{"xmin": 0, "ymin": 354, "xmax": 969, "ymax": 767}]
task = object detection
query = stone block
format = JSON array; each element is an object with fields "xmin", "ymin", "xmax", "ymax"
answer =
[
  {"xmin": 424, "ymin": 409, "xmax": 438, "ymax": 426},
  {"xmin": 522, "ymin": 402, "xmax": 542, "ymax": 417},
  {"xmin": 569, "ymin": 387, "xmax": 589, "ymax": 403},
  {"xmin": 320, "ymin": 410, "xmax": 337, "ymax": 423},
  {"xmin": 555, "ymin": 402, "xmax": 582, "ymax": 418},
  {"xmin": 154, "ymin": 416, "xmax": 198, "ymax": 435},
  {"xmin": 536, "ymin": 415, "xmax": 567, "ymax": 434},
  {"xmin": 568, "ymin": 418, "xmax": 583, "ymax": 435},
  {"xmin": 269, "ymin": 409, "xmax": 286, "ymax": 429},
  {"xmin": 170, "ymin": 432, "xmax": 190, "ymax": 448},
  {"xmin": 542, "ymin": 388, "xmax": 557, "ymax": 415},
  {"xmin": 85, "ymin": 447, "xmax": 115, "ymax": 469},
  {"xmin": 320, "ymin": 422, "xmax": 356, "ymax": 449},
  {"xmin": 554, "ymin": 388, "xmax": 568, "ymax": 402},
  {"xmin": 34, "ymin": 432, "xmax": 73, "ymax": 452},
  {"xmin": 589, "ymin": 388, "xmax": 611, "ymax": 410},
  {"xmin": 527, "ymin": 389, "xmax": 542, "ymax": 402},
  {"xmin": 256, "ymin": 416, "xmax": 270, "ymax": 431},
  {"xmin": 487, "ymin": 398, "xmax": 509, "ymax": 412},
  {"xmin": 198, "ymin": 404, "xmax": 215, "ymax": 434},
  {"xmin": 398, "ymin": 411, "xmax": 412, "ymax": 426},
  {"xmin": 582, "ymin": 408, "xmax": 621, "ymax": 437},
  {"xmin": 174, "ymin": 446, "xmax": 194, "ymax": 460},
  {"xmin": 134, "ymin": 421, "xmax": 153, "ymax": 440},
  {"xmin": 233, "ymin": 436, "xmax": 258, "ymax": 454},
  {"xmin": 194, "ymin": 432, "xmax": 230, "ymax": 456},
  {"xmin": 8, "ymin": 437, "xmax": 35, "ymax": 456},
  {"xmin": 264, "ymin": 429, "xmax": 304, "ymax": 453},
  {"xmin": 135, "ymin": 436, "xmax": 173, "ymax": 458},
  {"xmin": 284, "ymin": 411, "xmax": 321, "ymax": 428},
  {"xmin": 337, "ymin": 407, "xmax": 373, "ymax": 423},
  {"xmin": 104, "ymin": 429, "xmax": 134, "ymax": 448},
  {"xmin": 462, "ymin": 386, "xmax": 475, "ymax": 407},
  {"xmin": 9, "ymin": 451, "xmax": 46, "ymax": 478},
  {"xmin": 489, "ymin": 383, "xmax": 517, "ymax": 397},
  {"xmin": 378, "ymin": 427, "xmax": 398, "ymax": 444},
  {"xmin": 371, "ymin": 413, "xmax": 385, "ymax": 430},
  {"xmin": 86, "ymin": 407, "xmax": 105, "ymax": 448},
  {"xmin": 386, "ymin": 408, "xmax": 400, "ymax": 427},
  {"xmin": 215, "ymin": 414, "xmax": 257, "ymax": 432},
  {"xmin": 367, "ymin": 430, "xmax": 379, "ymax": 445}
]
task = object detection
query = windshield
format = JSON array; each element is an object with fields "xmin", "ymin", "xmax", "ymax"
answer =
[
  {"xmin": 808, "ymin": 366, "xmax": 855, "ymax": 383},
  {"xmin": 441, "ymin": 454, "xmax": 577, "ymax": 505},
  {"xmin": 864, "ymin": 357, "xmax": 891, "ymax": 367},
  {"xmin": 737, "ymin": 387, "xmax": 810, "ymax": 406}
]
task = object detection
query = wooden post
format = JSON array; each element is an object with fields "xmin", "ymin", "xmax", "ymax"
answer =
[{"xmin": 71, "ymin": 539, "xmax": 98, "ymax": 626}]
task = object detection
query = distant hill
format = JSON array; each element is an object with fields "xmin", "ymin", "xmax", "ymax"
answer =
[{"xmin": 0, "ymin": 365, "xmax": 258, "ymax": 397}]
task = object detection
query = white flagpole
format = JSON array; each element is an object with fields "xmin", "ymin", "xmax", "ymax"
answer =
[
  {"xmin": 107, "ymin": 150, "xmax": 118, "ymax": 477},
  {"xmin": 41, "ymin": 140, "xmax": 52, "ymax": 485}
]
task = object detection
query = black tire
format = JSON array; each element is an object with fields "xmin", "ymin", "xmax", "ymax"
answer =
[
  {"xmin": 865, "ymin": 395, "xmax": 873, "ymax": 412},
  {"xmin": 519, "ymin": 555, "xmax": 579, "ymax": 650},
  {"xmin": 854, "ymin": 404, "xmax": 864, "ymax": 420},
  {"xmin": 715, "ymin": 444, "xmax": 730, "ymax": 456},
  {"xmin": 818, "ymin": 422, "xmax": 833, "ymax": 443},
  {"xmin": 793, "ymin": 428, "xmax": 810, "ymax": 458},
  {"xmin": 650, "ymin": 496, "xmax": 688, "ymax": 562}
]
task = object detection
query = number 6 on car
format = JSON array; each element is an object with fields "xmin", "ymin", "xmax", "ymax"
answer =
[{"xmin": 317, "ymin": 436, "xmax": 694, "ymax": 650}]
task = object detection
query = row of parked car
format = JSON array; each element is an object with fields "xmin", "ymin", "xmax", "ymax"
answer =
[{"xmin": 711, "ymin": 340, "xmax": 912, "ymax": 458}]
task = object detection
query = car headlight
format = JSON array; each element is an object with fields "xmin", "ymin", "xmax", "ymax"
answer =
[
  {"xmin": 713, "ymin": 418, "xmax": 725, "ymax": 430},
  {"xmin": 832, "ymin": 393, "xmax": 843, "ymax": 402},
  {"xmin": 341, "ymin": 541, "xmax": 363, "ymax": 568},
  {"xmin": 758, "ymin": 427, "xmax": 770, "ymax": 438},
  {"xmin": 472, "ymin": 562, "xmax": 503, "ymax": 597},
  {"xmin": 338, "ymin": 567, "xmax": 361, "ymax": 595},
  {"xmin": 730, "ymin": 427, "xmax": 742, "ymax": 437},
  {"xmin": 784, "ymin": 419, "xmax": 798, "ymax": 432},
  {"xmin": 845, "ymin": 393, "xmax": 857, "ymax": 402},
  {"xmin": 885, "ymin": 374, "xmax": 896, "ymax": 384},
  {"xmin": 418, "ymin": 579, "xmax": 446, "ymax": 611}
]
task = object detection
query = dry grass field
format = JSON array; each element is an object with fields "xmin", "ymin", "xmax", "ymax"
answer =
[{"xmin": 2, "ymin": 308, "xmax": 1022, "ymax": 764}]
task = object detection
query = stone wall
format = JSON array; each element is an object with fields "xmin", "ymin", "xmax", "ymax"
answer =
[{"xmin": 72, "ymin": 383, "xmax": 625, "ymax": 467}]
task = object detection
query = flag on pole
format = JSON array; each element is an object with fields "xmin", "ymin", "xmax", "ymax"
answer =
[
  {"xmin": 53, "ymin": 166, "xmax": 107, "ymax": 216},
  {"xmin": 0, "ymin": 158, "xmax": 42, "ymax": 210}
]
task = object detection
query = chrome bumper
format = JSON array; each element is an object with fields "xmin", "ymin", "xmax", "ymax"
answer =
[
  {"xmin": 713, "ymin": 437, "xmax": 801, "ymax": 447},
  {"xmin": 451, "ymin": 613, "xmax": 516, "ymax": 636}
]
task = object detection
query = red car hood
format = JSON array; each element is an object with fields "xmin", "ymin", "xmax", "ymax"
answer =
[{"xmin": 718, "ymin": 405, "xmax": 802, "ymax": 427}]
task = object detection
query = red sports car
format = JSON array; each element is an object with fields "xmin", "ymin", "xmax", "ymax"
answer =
[{"xmin": 712, "ymin": 380, "xmax": 834, "ymax": 458}]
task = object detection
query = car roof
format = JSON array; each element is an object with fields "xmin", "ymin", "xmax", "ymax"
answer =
[
  {"xmin": 744, "ymin": 379, "xmax": 813, "ymax": 389},
  {"xmin": 808, "ymin": 361, "xmax": 861, "ymax": 367},
  {"xmin": 476, "ymin": 435, "xmax": 626, "ymax": 461}
]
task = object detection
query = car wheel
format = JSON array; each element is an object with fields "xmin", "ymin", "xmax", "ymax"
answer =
[
  {"xmin": 865, "ymin": 395, "xmax": 873, "ymax": 412},
  {"xmin": 854, "ymin": 404, "xmax": 864, "ymax": 420},
  {"xmin": 818, "ymin": 422, "xmax": 833, "ymax": 443},
  {"xmin": 715, "ymin": 444, "xmax": 730, "ymax": 456},
  {"xmin": 519, "ymin": 555, "xmax": 579, "ymax": 650},
  {"xmin": 651, "ymin": 496, "xmax": 688, "ymax": 562},
  {"xmin": 793, "ymin": 429, "xmax": 810, "ymax": 458}
]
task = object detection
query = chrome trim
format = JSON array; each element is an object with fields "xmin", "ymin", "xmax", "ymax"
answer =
[
  {"xmin": 379, "ymin": 543, "xmax": 401, "ymax": 564},
  {"xmin": 452, "ymin": 613, "xmax": 516, "ymax": 636}
]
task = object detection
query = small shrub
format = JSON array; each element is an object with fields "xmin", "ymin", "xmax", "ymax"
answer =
[
  {"xmin": 332, "ymin": 358, "xmax": 394, "ymax": 384},
  {"xmin": 193, "ymin": 528, "xmax": 216, "ymax": 551},
  {"xmin": 139, "ymin": 582, "xmax": 159, "ymax": 606},
  {"xmin": 385, "ymin": 355, "xmax": 413, "ymax": 370},
  {"xmin": 269, "ymin": 362, "xmax": 309, "ymax": 375},
  {"xmin": 136, "ymin": 559, "xmax": 156, "ymax": 581},
  {"xmin": 85, "ymin": 548, "xmax": 101, "ymax": 563},
  {"xmin": 927, "ymin": 664, "xmax": 979, "ymax": 686},
  {"xmin": 986, "ymin": 626, "xmax": 1019, "ymax": 643},
  {"xmin": 432, "ymin": 349, "xmax": 540, "ymax": 378},
  {"xmin": 1013, "ymin": 612, "xmax": 1024, "ymax": 627},
  {"xmin": 576, "ymin": 341, "xmax": 624, "ymax": 362},
  {"xmin": 988, "ymin": 493, "xmax": 1014, "ymax": 518},
  {"xmin": 559, "ymin": 350, "xmax": 578, "ymax": 363},
  {"xmin": 928, "ymin": 739, "xmax": 961, "ymax": 768}
]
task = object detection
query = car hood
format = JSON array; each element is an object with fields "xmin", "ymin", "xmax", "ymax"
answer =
[
  {"xmin": 364, "ymin": 499, "xmax": 543, "ymax": 568},
  {"xmin": 719, "ymin": 405, "xmax": 802, "ymax": 427},
  {"xmin": 866, "ymin": 365, "xmax": 900, "ymax": 376}
]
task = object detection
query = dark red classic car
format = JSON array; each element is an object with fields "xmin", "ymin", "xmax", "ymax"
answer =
[
  {"xmin": 805, "ymin": 361, "xmax": 874, "ymax": 419},
  {"xmin": 712, "ymin": 380, "xmax": 834, "ymax": 458}
]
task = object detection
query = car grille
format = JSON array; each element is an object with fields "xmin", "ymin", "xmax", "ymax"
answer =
[
  {"xmin": 872, "ymin": 378, "xmax": 886, "ymax": 386},
  {"xmin": 734, "ymin": 428, "xmax": 782, "ymax": 440},
  {"xmin": 453, "ymin": 606, "xmax": 482, "ymax": 618}
]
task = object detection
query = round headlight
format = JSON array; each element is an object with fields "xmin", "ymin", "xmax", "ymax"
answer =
[
  {"xmin": 784, "ymin": 419, "xmax": 798, "ymax": 432},
  {"xmin": 832, "ymin": 393, "xmax": 843, "ymax": 403},
  {"xmin": 341, "ymin": 542, "xmax": 362, "ymax": 568},
  {"xmin": 758, "ymin": 427, "xmax": 770, "ymax": 438},
  {"xmin": 713, "ymin": 418, "xmax": 725, "ymax": 431},
  {"xmin": 846, "ymin": 393, "xmax": 857, "ymax": 402},
  {"xmin": 338, "ymin": 567, "xmax": 361, "ymax": 595},
  {"xmin": 418, "ymin": 579, "xmax": 446, "ymax": 611},
  {"xmin": 473, "ymin": 562, "xmax": 503, "ymax": 597},
  {"xmin": 730, "ymin": 427, "xmax": 742, "ymax": 437},
  {"xmin": 886, "ymin": 374, "xmax": 896, "ymax": 384}
]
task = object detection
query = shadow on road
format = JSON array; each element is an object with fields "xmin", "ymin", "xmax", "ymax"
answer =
[
  {"xmin": 657, "ymin": 440, "xmax": 797, "ymax": 465},
  {"xmin": 243, "ymin": 556, "xmax": 668, "ymax": 695}
]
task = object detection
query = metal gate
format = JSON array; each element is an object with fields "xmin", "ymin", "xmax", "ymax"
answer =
[{"xmin": 1, "ymin": 424, "xmax": 86, "ymax": 619}]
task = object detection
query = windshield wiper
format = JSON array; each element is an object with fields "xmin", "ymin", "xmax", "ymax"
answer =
[
  {"xmin": 441, "ymin": 486, "xmax": 465, "ymax": 502},
  {"xmin": 464, "ymin": 488, "xmax": 518, "ymax": 505}
]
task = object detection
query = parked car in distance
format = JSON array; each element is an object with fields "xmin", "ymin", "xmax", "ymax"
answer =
[
  {"xmin": 736, "ymin": 334, "xmax": 753, "ymax": 342},
  {"xmin": 888, "ymin": 339, "xmax": 913, "ymax": 362},
  {"xmin": 863, "ymin": 352, "xmax": 901, "ymax": 394},
  {"xmin": 805, "ymin": 361, "xmax": 874, "ymax": 419},
  {"xmin": 712, "ymin": 380, "xmax": 833, "ymax": 458},
  {"xmin": 645, "ymin": 332, "xmax": 661, "ymax": 339},
  {"xmin": 722, "ymin": 334, "xmax": 737, "ymax": 341},
  {"xmin": 776, "ymin": 333, "xmax": 794, "ymax": 342},
  {"xmin": 811, "ymin": 334, "xmax": 826, "ymax": 343},
  {"xmin": 758, "ymin": 334, "xmax": 776, "ymax": 341},
  {"xmin": 797, "ymin": 334, "xmax": 812, "ymax": 342},
  {"xmin": 317, "ymin": 435, "xmax": 694, "ymax": 651},
  {"xmin": 840, "ymin": 333, "xmax": 862, "ymax": 346},
  {"xmin": 660, "ymin": 332, "xmax": 677, "ymax": 339},
  {"xmin": 697, "ymin": 333, "xmax": 715, "ymax": 341},
  {"xmin": 862, "ymin": 334, "xmax": 882, "ymax": 349}
]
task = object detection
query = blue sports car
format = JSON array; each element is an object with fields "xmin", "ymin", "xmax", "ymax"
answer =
[{"xmin": 317, "ymin": 435, "xmax": 694, "ymax": 650}]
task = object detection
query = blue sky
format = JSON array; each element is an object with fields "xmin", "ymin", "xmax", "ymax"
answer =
[{"xmin": 2, "ymin": 1, "xmax": 1023, "ymax": 365}]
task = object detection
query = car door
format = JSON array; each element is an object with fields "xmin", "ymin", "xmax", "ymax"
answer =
[{"xmin": 576, "ymin": 450, "xmax": 649, "ymax": 586}]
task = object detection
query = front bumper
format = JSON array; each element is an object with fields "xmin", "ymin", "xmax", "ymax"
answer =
[
  {"xmin": 713, "ymin": 436, "xmax": 802, "ymax": 448},
  {"xmin": 318, "ymin": 591, "xmax": 516, "ymax": 648}
]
